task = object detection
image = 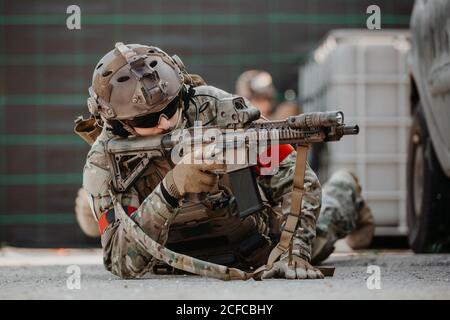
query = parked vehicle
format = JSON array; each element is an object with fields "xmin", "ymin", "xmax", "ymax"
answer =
[{"xmin": 407, "ymin": 0, "xmax": 450, "ymax": 252}]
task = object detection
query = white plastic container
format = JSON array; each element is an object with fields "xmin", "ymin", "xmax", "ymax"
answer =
[{"xmin": 299, "ymin": 29, "xmax": 411, "ymax": 236}]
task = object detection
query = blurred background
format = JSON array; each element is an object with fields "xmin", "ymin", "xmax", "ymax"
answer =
[{"xmin": 0, "ymin": 0, "xmax": 416, "ymax": 247}]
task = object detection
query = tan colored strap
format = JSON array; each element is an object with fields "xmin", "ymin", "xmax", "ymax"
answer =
[
  {"xmin": 73, "ymin": 117, "xmax": 102, "ymax": 146},
  {"xmin": 265, "ymin": 144, "xmax": 308, "ymax": 268}
]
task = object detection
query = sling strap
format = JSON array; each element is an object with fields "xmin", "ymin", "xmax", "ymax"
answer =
[{"xmin": 252, "ymin": 145, "xmax": 308, "ymax": 278}]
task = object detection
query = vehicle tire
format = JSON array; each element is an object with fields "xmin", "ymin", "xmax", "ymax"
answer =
[{"xmin": 407, "ymin": 103, "xmax": 450, "ymax": 253}]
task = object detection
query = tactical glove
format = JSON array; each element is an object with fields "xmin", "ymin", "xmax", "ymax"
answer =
[
  {"xmin": 261, "ymin": 255, "xmax": 324, "ymax": 280},
  {"xmin": 162, "ymin": 146, "xmax": 225, "ymax": 199}
]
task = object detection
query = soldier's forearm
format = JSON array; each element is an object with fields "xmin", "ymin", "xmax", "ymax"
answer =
[
  {"xmin": 132, "ymin": 183, "xmax": 180, "ymax": 244},
  {"xmin": 102, "ymin": 183, "xmax": 180, "ymax": 279},
  {"xmin": 256, "ymin": 150, "xmax": 297, "ymax": 204},
  {"xmin": 257, "ymin": 148, "xmax": 322, "ymax": 262},
  {"xmin": 290, "ymin": 164, "xmax": 322, "ymax": 262}
]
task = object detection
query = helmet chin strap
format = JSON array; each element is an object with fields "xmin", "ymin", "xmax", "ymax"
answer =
[{"xmin": 172, "ymin": 104, "xmax": 184, "ymax": 130}]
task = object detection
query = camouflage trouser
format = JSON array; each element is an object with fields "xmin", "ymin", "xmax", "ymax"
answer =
[{"xmin": 311, "ymin": 169, "xmax": 370, "ymax": 264}]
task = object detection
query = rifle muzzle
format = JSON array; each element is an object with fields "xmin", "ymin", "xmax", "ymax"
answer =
[{"xmin": 338, "ymin": 125, "xmax": 359, "ymax": 136}]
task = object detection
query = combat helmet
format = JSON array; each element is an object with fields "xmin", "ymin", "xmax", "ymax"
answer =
[
  {"xmin": 235, "ymin": 70, "xmax": 276, "ymax": 100},
  {"xmin": 87, "ymin": 42, "xmax": 186, "ymax": 121}
]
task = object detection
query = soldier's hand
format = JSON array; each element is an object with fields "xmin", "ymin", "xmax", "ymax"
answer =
[
  {"xmin": 261, "ymin": 255, "xmax": 324, "ymax": 280},
  {"xmin": 163, "ymin": 145, "xmax": 225, "ymax": 198}
]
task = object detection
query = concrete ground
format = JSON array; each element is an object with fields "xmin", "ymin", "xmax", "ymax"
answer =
[{"xmin": 0, "ymin": 246, "xmax": 449, "ymax": 300}]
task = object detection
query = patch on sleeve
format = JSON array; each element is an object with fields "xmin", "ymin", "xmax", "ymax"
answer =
[{"xmin": 255, "ymin": 144, "xmax": 294, "ymax": 175}]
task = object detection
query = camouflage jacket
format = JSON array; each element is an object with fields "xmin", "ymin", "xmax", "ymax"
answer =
[{"xmin": 83, "ymin": 85, "xmax": 321, "ymax": 278}]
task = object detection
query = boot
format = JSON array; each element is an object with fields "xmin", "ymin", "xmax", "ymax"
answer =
[
  {"xmin": 345, "ymin": 201, "xmax": 375, "ymax": 249},
  {"xmin": 345, "ymin": 172, "xmax": 375, "ymax": 249}
]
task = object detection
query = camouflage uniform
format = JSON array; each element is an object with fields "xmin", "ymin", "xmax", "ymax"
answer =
[
  {"xmin": 311, "ymin": 169, "xmax": 373, "ymax": 264},
  {"xmin": 317, "ymin": 170, "xmax": 362, "ymax": 242},
  {"xmin": 83, "ymin": 85, "xmax": 322, "ymax": 279}
]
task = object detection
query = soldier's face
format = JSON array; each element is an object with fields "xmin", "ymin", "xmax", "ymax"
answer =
[{"xmin": 132, "ymin": 109, "xmax": 179, "ymax": 136}]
